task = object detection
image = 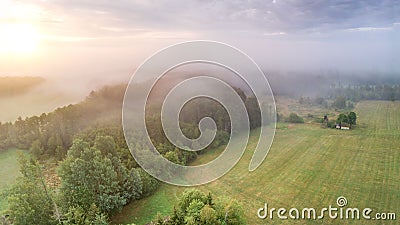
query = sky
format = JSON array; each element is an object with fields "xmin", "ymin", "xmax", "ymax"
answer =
[{"xmin": 0, "ymin": 0, "xmax": 399, "ymax": 87}]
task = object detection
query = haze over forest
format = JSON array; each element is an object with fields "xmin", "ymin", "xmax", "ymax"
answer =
[
  {"xmin": 1, "ymin": 1, "xmax": 400, "ymax": 225},
  {"xmin": 1, "ymin": 0, "xmax": 399, "ymax": 121}
]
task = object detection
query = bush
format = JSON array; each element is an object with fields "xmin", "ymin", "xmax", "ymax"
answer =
[
  {"xmin": 286, "ymin": 113, "xmax": 304, "ymax": 123},
  {"xmin": 327, "ymin": 121, "xmax": 336, "ymax": 128}
]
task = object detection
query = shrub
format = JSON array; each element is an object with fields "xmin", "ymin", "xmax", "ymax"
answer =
[{"xmin": 286, "ymin": 113, "xmax": 304, "ymax": 123}]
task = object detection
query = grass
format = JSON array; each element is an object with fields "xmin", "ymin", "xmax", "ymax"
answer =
[
  {"xmin": 112, "ymin": 101, "xmax": 400, "ymax": 224},
  {"xmin": 111, "ymin": 185, "xmax": 179, "ymax": 225},
  {"xmin": 0, "ymin": 148, "xmax": 27, "ymax": 212}
]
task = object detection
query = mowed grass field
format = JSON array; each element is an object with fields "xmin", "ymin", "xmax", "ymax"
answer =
[
  {"xmin": 0, "ymin": 149, "xmax": 27, "ymax": 212},
  {"xmin": 112, "ymin": 101, "xmax": 400, "ymax": 224}
]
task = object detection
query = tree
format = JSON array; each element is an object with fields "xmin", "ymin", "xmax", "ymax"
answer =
[
  {"xmin": 199, "ymin": 205, "xmax": 218, "ymax": 225},
  {"xmin": 165, "ymin": 151, "xmax": 182, "ymax": 165},
  {"xmin": 63, "ymin": 204, "xmax": 108, "ymax": 225},
  {"xmin": 139, "ymin": 169, "xmax": 159, "ymax": 197},
  {"xmin": 58, "ymin": 137, "xmax": 142, "ymax": 215},
  {"xmin": 169, "ymin": 207, "xmax": 184, "ymax": 225},
  {"xmin": 348, "ymin": 112, "xmax": 357, "ymax": 125},
  {"xmin": 93, "ymin": 135, "xmax": 118, "ymax": 157},
  {"xmin": 336, "ymin": 113, "xmax": 349, "ymax": 124},
  {"xmin": 214, "ymin": 197, "xmax": 246, "ymax": 225},
  {"xmin": 59, "ymin": 145, "xmax": 124, "ymax": 213},
  {"xmin": 6, "ymin": 156, "xmax": 58, "ymax": 225},
  {"xmin": 154, "ymin": 189, "xmax": 246, "ymax": 225},
  {"xmin": 185, "ymin": 199, "xmax": 205, "ymax": 224},
  {"xmin": 55, "ymin": 145, "xmax": 66, "ymax": 160},
  {"xmin": 30, "ymin": 139, "xmax": 44, "ymax": 158}
]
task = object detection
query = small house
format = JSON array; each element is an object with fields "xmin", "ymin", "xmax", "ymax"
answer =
[
  {"xmin": 336, "ymin": 122, "xmax": 350, "ymax": 130},
  {"xmin": 341, "ymin": 125, "xmax": 350, "ymax": 130}
]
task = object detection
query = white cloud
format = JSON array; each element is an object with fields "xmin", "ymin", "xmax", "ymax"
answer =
[
  {"xmin": 263, "ymin": 31, "xmax": 286, "ymax": 36},
  {"xmin": 345, "ymin": 26, "xmax": 393, "ymax": 32}
]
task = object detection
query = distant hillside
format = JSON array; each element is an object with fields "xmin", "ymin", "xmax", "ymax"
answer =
[
  {"xmin": 0, "ymin": 76, "xmax": 45, "ymax": 98},
  {"xmin": 0, "ymin": 84, "xmax": 126, "ymax": 152},
  {"xmin": 0, "ymin": 76, "xmax": 86, "ymax": 122}
]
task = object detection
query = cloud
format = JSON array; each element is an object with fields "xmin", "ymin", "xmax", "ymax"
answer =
[
  {"xmin": 345, "ymin": 27, "xmax": 393, "ymax": 32},
  {"xmin": 263, "ymin": 31, "xmax": 286, "ymax": 36},
  {"xmin": 14, "ymin": 0, "xmax": 400, "ymax": 38},
  {"xmin": 2, "ymin": 0, "xmax": 400, "ymax": 97}
]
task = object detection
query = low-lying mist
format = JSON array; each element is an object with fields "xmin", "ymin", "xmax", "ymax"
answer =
[{"xmin": 1, "ymin": 67, "xmax": 398, "ymax": 123}]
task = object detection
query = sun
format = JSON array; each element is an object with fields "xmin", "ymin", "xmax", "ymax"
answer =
[{"xmin": 0, "ymin": 23, "xmax": 40, "ymax": 54}]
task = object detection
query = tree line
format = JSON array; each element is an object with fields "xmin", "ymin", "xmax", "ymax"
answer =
[
  {"xmin": 328, "ymin": 84, "xmax": 400, "ymax": 102},
  {"xmin": 1, "ymin": 82, "xmax": 265, "ymax": 224}
]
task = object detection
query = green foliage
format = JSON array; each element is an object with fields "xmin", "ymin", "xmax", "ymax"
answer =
[
  {"xmin": 214, "ymin": 197, "xmax": 246, "ymax": 225},
  {"xmin": 6, "ymin": 156, "xmax": 57, "ymax": 225},
  {"xmin": 0, "ymin": 84, "xmax": 126, "ymax": 157},
  {"xmin": 178, "ymin": 189, "xmax": 208, "ymax": 214},
  {"xmin": 286, "ymin": 113, "xmax": 304, "ymax": 123},
  {"xmin": 185, "ymin": 199, "xmax": 205, "ymax": 224},
  {"xmin": 4, "ymin": 138, "xmax": 130, "ymax": 224},
  {"xmin": 0, "ymin": 82, "xmax": 253, "ymax": 164},
  {"xmin": 348, "ymin": 112, "xmax": 357, "ymax": 125},
  {"xmin": 151, "ymin": 213, "xmax": 166, "ymax": 225},
  {"xmin": 58, "ymin": 137, "xmax": 143, "ymax": 215},
  {"xmin": 93, "ymin": 135, "xmax": 118, "ymax": 157},
  {"xmin": 63, "ymin": 204, "xmax": 108, "ymax": 225},
  {"xmin": 327, "ymin": 121, "xmax": 336, "ymax": 128},
  {"xmin": 151, "ymin": 189, "xmax": 246, "ymax": 225},
  {"xmin": 336, "ymin": 113, "xmax": 349, "ymax": 124},
  {"xmin": 169, "ymin": 207, "xmax": 184, "ymax": 225},
  {"xmin": 199, "ymin": 205, "xmax": 218, "ymax": 225},
  {"xmin": 30, "ymin": 139, "xmax": 44, "ymax": 158},
  {"xmin": 0, "ymin": 122, "xmax": 12, "ymax": 151},
  {"xmin": 336, "ymin": 112, "xmax": 357, "ymax": 127},
  {"xmin": 329, "ymin": 83, "xmax": 400, "ymax": 102},
  {"xmin": 0, "ymin": 82, "xmax": 264, "ymax": 224},
  {"xmin": 164, "ymin": 151, "xmax": 182, "ymax": 165},
  {"xmin": 138, "ymin": 169, "xmax": 159, "ymax": 197},
  {"xmin": 244, "ymin": 97, "xmax": 261, "ymax": 129}
]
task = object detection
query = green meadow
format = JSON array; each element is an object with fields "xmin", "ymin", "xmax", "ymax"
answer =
[{"xmin": 112, "ymin": 101, "xmax": 400, "ymax": 224}]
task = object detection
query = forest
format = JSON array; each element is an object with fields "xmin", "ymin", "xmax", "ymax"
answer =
[{"xmin": 0, "ymin": 81, "xmax": 264, "ymax": 224}]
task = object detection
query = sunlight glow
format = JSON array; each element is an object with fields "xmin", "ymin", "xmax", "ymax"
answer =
[{"xmin": 0, "ymin": 23, "xmax": 40, "ymax": 54}]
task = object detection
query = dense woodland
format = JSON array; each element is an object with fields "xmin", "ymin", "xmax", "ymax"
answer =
[
  {"xmin": 0, "ymin": 82, "xmax": 269, "ymax": 224},
  {"xmin": 328, "ymin": 84, "xmax": 400, "ymax": 102},
  {"xmin": 267, "ymin": 72, "xmax": 400, "ymax": 101}
]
